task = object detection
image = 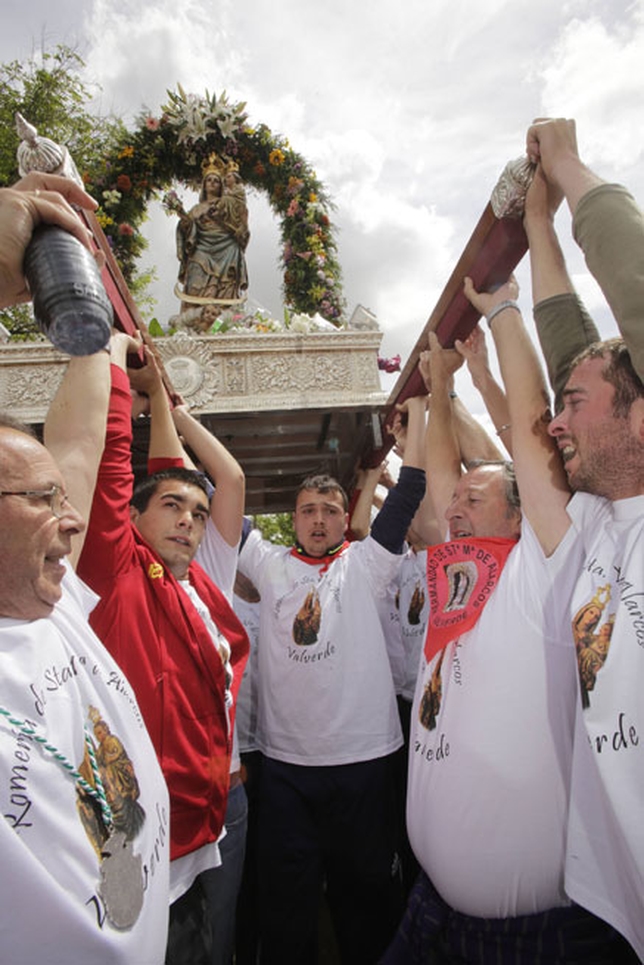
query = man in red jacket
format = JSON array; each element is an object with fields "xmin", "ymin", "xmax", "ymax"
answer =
[{"xmin": 78, "ymin": 346, "xmax": 248, "ymax": 965}]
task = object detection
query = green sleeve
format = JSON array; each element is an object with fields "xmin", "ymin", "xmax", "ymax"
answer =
[
  {"xmin": 573, "ymin": 183, "xmax": 644, "ymax": 381},
  {"xmin": 533, "ymin": 293, "xmax": 600, "ymax": 410}
]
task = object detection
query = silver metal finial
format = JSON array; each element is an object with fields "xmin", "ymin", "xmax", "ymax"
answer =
[{"xmin": 15, "ymin": 113, "xmax": 83, "ymax": 186}]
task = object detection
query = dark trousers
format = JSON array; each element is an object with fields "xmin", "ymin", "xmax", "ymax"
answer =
[
  {"xmin": 395, "ymin": 696, "xmax": 420, "ymax": 898},
  {"xmin": 380, "ymin": 870, "xmax": 640, "ymax": 965},
  {"xmin": 166, "ymin": 873, "xmax": 211, "ymax": 965},
  {"xmin": 165, "ymin": 783, "xmax": 248, "ymax": 965},
  {"xmin": 258, "ymin": 754, "xmax": 404, "ymax": 965},
  {"xmin": 235, "ymin": 750, "xmax": 263, "ymax": 965}
]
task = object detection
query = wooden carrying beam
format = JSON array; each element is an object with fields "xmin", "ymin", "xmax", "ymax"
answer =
[
  {"xmin": 81, "ymin": 209, "xmax": 176, "ymax": 388},
  {"xmin": 364, "ymin": 163, "xmax": 532, "ymax": 468},
  {"xmin": 82, "ymin": 209, "xmax": 148, "ymax": 340}
]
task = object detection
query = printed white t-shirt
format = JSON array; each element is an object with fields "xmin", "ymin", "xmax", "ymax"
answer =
[
  {"xmin": 375, "ymin": 562, "xmax": 405, "ymax": 695},
  {"xmin": 407, "ymin": 520, "xmax": 583, "ymax": 918},
  {"xmin": 564, "ymin": 492, "xmax": 644, "ymax": 961},
  {"xmin": 233, "ymin": 593, "xmax": 261, "ymax": 754},
  {"xmin": 0, "ymin": 563, "xmax": 170, "ymax": 965},
  {"xmin": 239, "ymin": 531, "xmax": 403, "ymax": 766},
  {"xmin": 398, "ymin": 548, "xmax": 430, "ymax": 702}
]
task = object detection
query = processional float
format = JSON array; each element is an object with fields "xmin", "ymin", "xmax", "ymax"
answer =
[{"xmin": 12, "ymin": 113, "xmax": 535, "ymax": 486}]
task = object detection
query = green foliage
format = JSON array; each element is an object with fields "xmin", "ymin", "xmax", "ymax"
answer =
[
  {"xmin": 147, "ymin": 318, "xmax": 165, "ymax": 338},
  {"xmin": 128, "ymin": 265, "xmax": 159, "ymax": 322},
  {"xmin": 0, "ymin": 55, "xmax": 345, "ymax": 335},
  {"xmin": 254, "ymin": 512, "xmax": 295, "ymax": 546},
  {"xmin": 84, "ymin": 86, "xmax": 346, "ymax": 321},
  {"xmin": 0, "ymin": 303, "xmax": 44, "ymax": 341},
  {"xmin": 0, "ymin": 45, "xmax": 141, "ymax": 338},
  {"xmin": 0, "ymin": 45, "xmax": 125, "ymax": 187}
]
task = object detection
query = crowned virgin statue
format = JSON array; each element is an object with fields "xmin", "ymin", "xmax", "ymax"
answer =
[{"xmin": 170, "ymin": 152, "xmax": 250, "ymax": 320}]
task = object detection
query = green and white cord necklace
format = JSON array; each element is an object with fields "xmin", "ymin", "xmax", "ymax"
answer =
[{"xmin": 0, "ymin": 706, "xmax": 144, "ymax": 930}]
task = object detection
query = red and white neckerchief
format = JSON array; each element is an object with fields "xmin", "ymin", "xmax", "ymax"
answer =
[
  {"xmin": 423, "ymin": 536, "xmax": 518, "ymax": 663},
  {"xmin": 290, "ymin": 540, "xmax": 351, "ymax": 574}
]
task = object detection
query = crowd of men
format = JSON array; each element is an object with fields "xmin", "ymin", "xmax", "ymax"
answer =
[{"xmin": 0, "ymin": 116, "xmax": 642, "ymax": 965}]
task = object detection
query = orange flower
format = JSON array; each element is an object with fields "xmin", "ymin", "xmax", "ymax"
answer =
[{"xmin": 116, "ymin": 174, "xmax": 132, "ymax": 191}]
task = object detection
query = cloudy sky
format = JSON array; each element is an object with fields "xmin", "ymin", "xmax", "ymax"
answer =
[{"xmin": 3, "ymin": 0, "xmax": 644, "ymax": 410}]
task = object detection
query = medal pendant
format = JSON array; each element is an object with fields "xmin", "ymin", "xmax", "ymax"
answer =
[{"xmin": 99, "ymin": 830, "xmax": 145, "ymax": 930}]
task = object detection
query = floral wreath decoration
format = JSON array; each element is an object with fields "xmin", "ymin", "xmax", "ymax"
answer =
[{"xmin": 83, "ymin": 86, "xmax": 345, "ymax": 325}]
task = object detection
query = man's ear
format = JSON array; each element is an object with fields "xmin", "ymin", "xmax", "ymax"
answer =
[
  {"xmin": 130, "ymin": 505, "xmax": 140, "ymax": 524},
  {"xmin": 343, "ymin": 512, "xmax": 349, "ymax": 534}
]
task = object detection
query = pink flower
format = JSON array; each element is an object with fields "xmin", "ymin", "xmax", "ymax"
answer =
[
  {"xmin": 145, "ymin": 116, "xmax": 160, "ymax": 131},
  {"xmin": 378, "ymin": 354, "xmax": 401, "ymax": 374},
  {"xmin": 118, "ymin": 222, "xmax": 135, "ymax": 237}
]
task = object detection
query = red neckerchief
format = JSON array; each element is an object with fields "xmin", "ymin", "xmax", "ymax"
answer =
[
  {"xmin": 290, "ymin": 540, "xmax": 351, "ymax": 574},
  {"xmin": 135, "ymin": 529, "xmax": 249, "ymax": 705},
  {"xmin": 424, "ymin": 536, "xmax": 518, "ymax": 663}
]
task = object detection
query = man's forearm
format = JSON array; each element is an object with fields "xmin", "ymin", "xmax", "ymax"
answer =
[
  {"xmin": 371, "ymin": 466, "xmax": 426, "ymax": 555},
  {"xmin": 533, "ymin": 294, "xmax": 600, "ymax": 409},
  {"xmin": 573, "ymin": 183, "xmax": 644, "ymax": 381}
]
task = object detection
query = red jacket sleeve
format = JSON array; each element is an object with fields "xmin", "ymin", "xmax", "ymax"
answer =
[{"xmin": 77, "ymin": 364, "xmax": 138, "ymax": 594}]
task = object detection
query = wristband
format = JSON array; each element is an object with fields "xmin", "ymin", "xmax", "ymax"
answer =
[{"xmin": 486, "ymin": 300, "xmax": 520, "ymax": 326}]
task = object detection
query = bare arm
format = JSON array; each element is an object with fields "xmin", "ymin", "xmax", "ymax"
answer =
[
  {"xmin": 454, "ymin": 396, "xmax": 508, "ymax": 460},
  {"xmin": 450, "ymin": 326, "xmax": 511, "ymax": 457},
  {"xmin": 128, "ymin": 347, "xmax": 185, "ymax": 463},
  {"xmin": 396, "ymin": 393, "xmax": 428, "ymax": 470},
  {"xmin": 349, "ymin": 465, "xmax": 383, "ymax": 540},
  {"xmin": 44, "ymin": 332, "xmax": 140, "ymax": 568},
  {"xmin": 418, "ymin": 336, "xmax": 463, "ymax": 537},
  {"xmin": 464, "ymin": 276, "xmax": 571, "ymax": 555},
  {"xmin": 172, "ymin": 404, "xmax": 245, "ymax": 547},
  {"xmin": 409, "ymin": 478, "xmax": 442, "ymax": 548}
]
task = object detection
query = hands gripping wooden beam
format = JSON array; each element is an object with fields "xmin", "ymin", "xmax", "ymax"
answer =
[{"xmin": 364, "ymin": 157, "xmax": 534, "ymax": 468}]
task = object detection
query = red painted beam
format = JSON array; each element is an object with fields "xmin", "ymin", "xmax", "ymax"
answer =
[{"xmin": 364, "ymin": 204, "xmax": 527, "ymax": 467}]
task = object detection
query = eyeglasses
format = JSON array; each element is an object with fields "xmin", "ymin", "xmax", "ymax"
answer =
[{"xmin": 0, "ymin": 484, "xmax": 72, "ymax": 519}]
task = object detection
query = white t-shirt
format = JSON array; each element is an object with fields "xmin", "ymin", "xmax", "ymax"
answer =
[
  {"xmin": 407, "ymin": 520, "xmax": 583, "ymax": 918},
  {"xmin": 398, "ymin": 548, "xmax": 430, "ymax": 702},
  {"xmin": 564, "ymin": 492, "xmax": 644, "ymax": 961},
  {"xmin": 0, "ymin": 564, "xmax": 170, "ymax": 965},
  {"xmin": 239, "ymin": 531, "xmax": 403, "ymax": 765},
  {"xmin": 195, "ymin": 517, "xmax": 238, "ymax": 604},
  {"xmin": 233, "ymin": 593, "xmax": 261, "ymax": 755},
  {"xmin": 375, "ymin": 562, "xmax": 405, "ymax": 695}
]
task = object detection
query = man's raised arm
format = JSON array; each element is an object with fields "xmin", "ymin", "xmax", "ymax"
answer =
[
  {"xmin": 454, "ymin": 325, "xmax": 512, "ymax": 456},
  {"xmin": 418, "ymin": 334, "xmax": 463, "ymax": 535},
  {"xmin": 44, "ymin": 333, "xmax": 141, "ymax": 568},
  {"xmin": 527, "ymin": 117, "xmax": 644, "ymax": 381},
  {"xmin": 523, "ymin": 161, "xmax": 600, "ymax": 408},
  {"xmin": 463, "ymin": 276, "xmax": 571, "ymax": 556},
  {"xmin": 172, "ymin": 404, "xmax": 245, "ymax": 548}
]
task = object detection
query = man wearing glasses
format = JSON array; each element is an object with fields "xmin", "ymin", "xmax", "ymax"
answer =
[{"xmin": 0, "ymin": 175, "xmax": 170, "ymax": 964}]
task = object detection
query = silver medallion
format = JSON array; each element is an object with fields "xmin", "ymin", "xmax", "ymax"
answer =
[{"xmin": 99, "ymin": 830, "xmax": 145, "ymax": 930}]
